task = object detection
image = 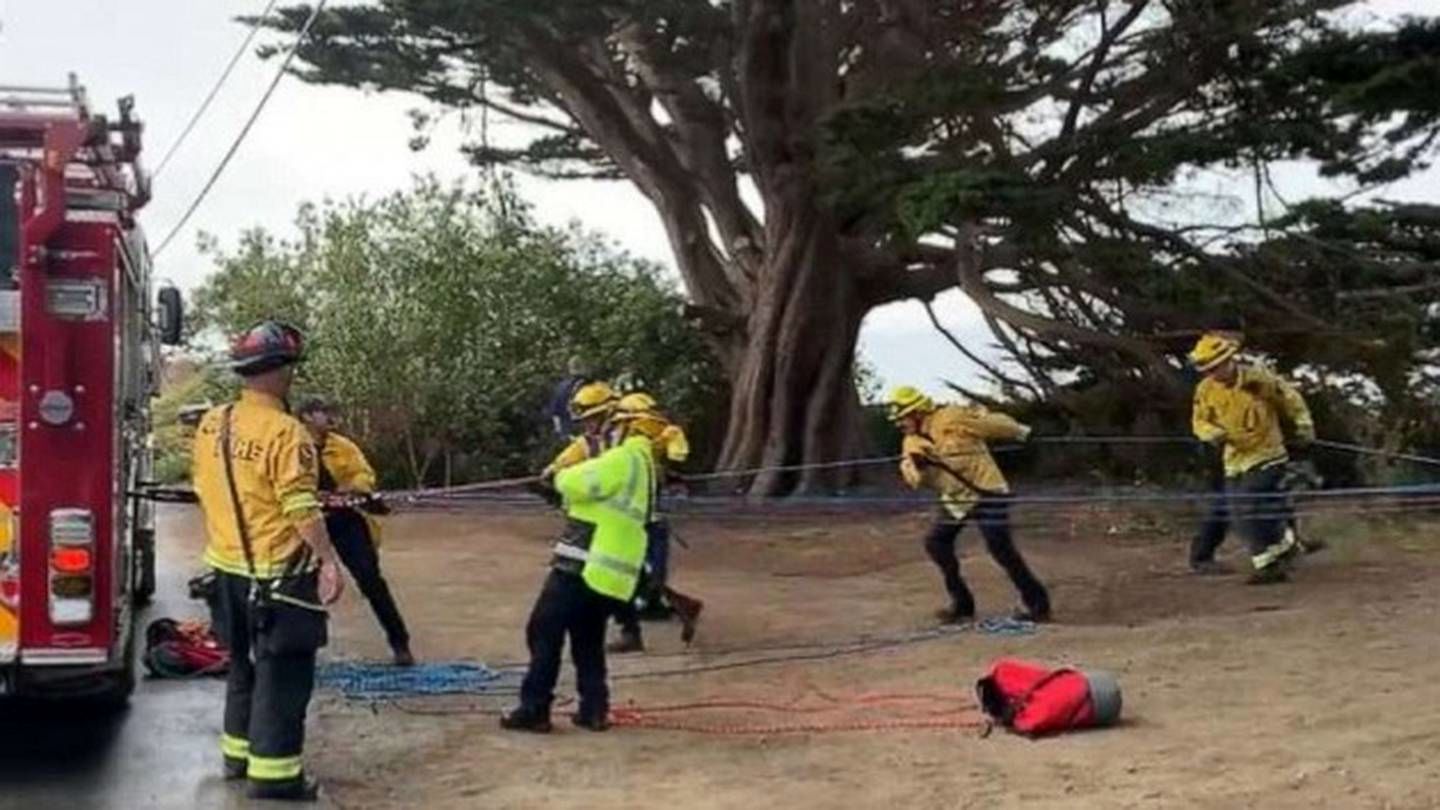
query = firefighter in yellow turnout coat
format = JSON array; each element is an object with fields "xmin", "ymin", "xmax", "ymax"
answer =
[
  {"xmin": 1189, "ymin": 333, "xmax": 1316, "ymax": 584},
  {"xmin": 298, "ymin": 398, "xmax": 414, "ymax": 666},
  {"xmin": 887, "ymin": 386, "xmax": 1051, "ymax": 624},
  {"xmin": 192, "ymin": 322, "xmax": 343, "ymax": 803},
  {"xmin": 606, "ymin": 393, "xmax": 704, "ymax": 654}
]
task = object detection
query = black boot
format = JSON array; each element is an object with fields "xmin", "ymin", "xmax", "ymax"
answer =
[
  {"xmin": 248, "ymin": 774, "xmax": 321, "ymax": 802},
  {"xmin": 1012, "ymin": 604, "xmax": 1052, "ymax": 623},
  {"xmin": 223, "ymin": 756, "xmax": 247, "ymax": 781},
  {"xmin": 607, "ymin": 627, "xmax": 644, "ymax": 654},
  {"xmin": 500, "ymin": 705, "xmax": 553, "ymax": 733},
  {"xmin": 391, "ymin": 642, "xmax": 415, "ymax": 667},
  {"xmin": 570, "ymin": 710, "xmax": 611, "ymax": 732},
  {"xmin": 933, "ymin": 605, "xmax": 975, "ymax": 625},
  {"xmin": 667, "ymin": 589, "xmax": 704, "ymax": 645},
  {"xmin": 1246, "ymin": 565, "xmax": 1289, "ymax": 585}
]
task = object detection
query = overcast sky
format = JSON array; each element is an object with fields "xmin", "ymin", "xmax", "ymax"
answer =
[{"xmin": 1, "ymin": 0, "xmax": 1435, "ymax": 397}]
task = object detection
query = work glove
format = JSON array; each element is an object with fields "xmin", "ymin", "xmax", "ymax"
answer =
[
  {"xmin": 1292, "ymin": 422, "xmax": 1317, "ymax": 448},
  {"xmin": 899, "ymin": 454, "xmax": 928, "ymax": 489},
  {"xmin": 526, "ymin": 475, "xmax": 563, "ymax": 509},
  {"xmin": 355, "ymin": 492, "xmax": 392, "ymax": 516}
]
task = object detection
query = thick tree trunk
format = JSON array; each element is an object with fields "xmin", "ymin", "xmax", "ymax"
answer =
[{"xmin": 714, "ymin": 209, "xmax": 868, "ymax": 496}]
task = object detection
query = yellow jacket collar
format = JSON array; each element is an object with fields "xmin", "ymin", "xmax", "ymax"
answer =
[{"xmin": 240, "ymin": 388, "xmax": 288, "ymax": 412}]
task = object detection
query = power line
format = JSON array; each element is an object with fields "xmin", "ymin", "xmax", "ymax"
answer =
[
  {"xmin": 152, "ymin": 0, "xmax": 280, "ymax": 179},
  {"xmin": 152, "ymin": 0, "xmax": 327, "ymax": 259}
]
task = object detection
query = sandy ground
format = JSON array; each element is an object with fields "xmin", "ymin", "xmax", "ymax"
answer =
[{"xmin": 144, "ymin": 500, "xmax": 1440, "ymax": 810}]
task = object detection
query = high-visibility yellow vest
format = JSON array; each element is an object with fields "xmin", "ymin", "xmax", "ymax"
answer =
[{"xmin": 552, "ymin": 435, "xmax": 654, "ymax": 601}]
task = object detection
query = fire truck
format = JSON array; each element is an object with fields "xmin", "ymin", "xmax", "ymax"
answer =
[{"xmin": 0, "ymin": 77, "xmax": 182, "ymax": 702}]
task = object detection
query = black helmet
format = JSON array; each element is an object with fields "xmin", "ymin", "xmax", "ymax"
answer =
[
  {"xmin": 229, "ymin": 321, "xmax": 305, "ymax": 377},
  {"xmin": 296, "ymin": 396, "xmax": 334, "ymax": 418}
]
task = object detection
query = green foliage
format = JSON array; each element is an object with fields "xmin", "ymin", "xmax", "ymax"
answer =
[
  {"xmin": 188, "ymin": 177, "xmax": 724, "ymax": 487},
  {"xmin": 151, "ymin": 362, "xmax": 236, "ymax": 483}
]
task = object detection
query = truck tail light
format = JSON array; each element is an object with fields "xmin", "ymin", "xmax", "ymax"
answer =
[
  {"xmin": 51, "ymin": 546, "xmax": 91, "ymax": 573},
  {"xmin": 0, "ymin": 566, "xmax": 17, "ymax": 610},
  {"xmin": 0, "ymin": 511, "xmax": 16, "ymax": 611},
  {"xmin": 48, "ymin": 508, "xmax": 94, "ymax": 625}
]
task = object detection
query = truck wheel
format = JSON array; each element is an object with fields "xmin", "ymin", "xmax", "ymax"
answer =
[
  {"xmin": 95, "ymin": 611, "xmax": 138, "ymax": 710},
  {"xmin": 134, "ymin": 528, "xmax": 156, "ymax": 607}
]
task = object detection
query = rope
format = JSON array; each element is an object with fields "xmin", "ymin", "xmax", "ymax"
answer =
[
  {"xmin": 677, "ymin": 454, "xmax": 902, "ymax": 484},
  {"xmin": 609, "ymin": 687, "xmax": 987, "ymax": 736},
  {"xmin": 370, "ymin": 433, "xmax": 1440, "ymax": 507},
  {"xmin": 392, "ymin": 474, "xmax": 542, "ymax": 501},
  {"xmin": 606, "ymin": 623, "xmax": 1023, "ymax": 682},
  {"xmin": 317, "ymin": 660, "xmax": 519, "ymax": 700},
  {"xmin": 392, "ymin": 480, "xmax": 1440, "ymax": 511},
  {"xmin": 1313, "ymin": 439, "xmax": 1440, "ymax": 470}
]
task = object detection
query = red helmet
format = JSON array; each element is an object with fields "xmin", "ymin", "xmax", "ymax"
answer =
[{"xmin": 229, "ymin": 321, "xmax": 305, "ymax": 376}]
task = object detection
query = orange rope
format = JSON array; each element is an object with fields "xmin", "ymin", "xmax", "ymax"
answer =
[{"xmin": 609, "ymin": 688, "xmax": 988, "ymax": 736}]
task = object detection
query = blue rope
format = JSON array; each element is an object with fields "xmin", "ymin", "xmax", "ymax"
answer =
[
  {"xmin": 318, "ymin": 660, "xmax": 520, "ymax": 700},
  {"xmin": 976, "ymin": 617, "xmax": 1036, "ymax": 636}
]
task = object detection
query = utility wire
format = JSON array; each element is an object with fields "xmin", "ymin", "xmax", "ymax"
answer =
[
  {"xmin": 152, "ymin": 0, "xmax": 280, "ymax": 179},
  {"xmin": 153, "ymin": 0, "xmax": 327, "ymax": 259}
]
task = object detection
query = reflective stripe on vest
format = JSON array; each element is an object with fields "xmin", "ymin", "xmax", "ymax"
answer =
[{"xmin": 553, "ymin": 542, "xmax": 642, "ymax": 579}]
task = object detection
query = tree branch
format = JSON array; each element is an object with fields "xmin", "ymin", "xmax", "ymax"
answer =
[
  {"xmin": 923, "ymin": 300, "xmax": 1040, "ymax": 396},
  {"xmin": 512, "ymin": 20, "xmax": 741, "ymax": 312},
  {"xmin": 953, "ymin": 222, "xmax": 1178, "ymax": 385}
]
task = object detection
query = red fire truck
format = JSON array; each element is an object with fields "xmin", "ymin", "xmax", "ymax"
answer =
[{"xmin": 0, "ymin": 76, "xmax": 182, "ymax": 701}]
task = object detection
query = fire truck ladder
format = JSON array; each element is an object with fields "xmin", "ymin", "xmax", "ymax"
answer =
[{"xmin": 0, "ymin": 74, "xmax": 89, "ymax": 116}]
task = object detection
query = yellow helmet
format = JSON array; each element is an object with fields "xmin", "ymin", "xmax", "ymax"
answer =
[
  {"xmin": 570, "ymin": 381, "xmax": 619, "ymax": 420},
  {"xmin": 1189, "ymin": 333, "xmax": 1241, "ymax": 373},
  {"xmin": 614, "ymin": 392, "xmax": 667, "ymax": 438},
  {"xmin": 886, "ymin": 385, "xmax": 934, "ymax": 423},
  {"xmin": 613, "ymin": 392, "xmax": 659, "ymax": 420}
]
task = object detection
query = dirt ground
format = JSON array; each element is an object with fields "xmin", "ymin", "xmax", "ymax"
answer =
[{"xmin": 206, "ymin": 502, "xmax": 1440, "ymax": 810}]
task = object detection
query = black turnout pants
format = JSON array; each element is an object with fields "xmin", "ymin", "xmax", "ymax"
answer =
[
  {"xmin": 1226, "ymin": 463, "xmax": 1293, "ymax": 567},
  {"xmin": 519, "ymin": 569, "xmax": 619, "ymax": 719},
  {"xmin": 327, "ymin": 509, "xmax": 410, "ymax": 649},
  {"xmin": 1191, "ymin": 465, "xmax": 1301, "ymax": 567},
  {"xmin": 210, "ymin": 570, "xmax": 318, "ymax": 784},
  {"xmin": 923, "ymin": 497, "xmax": 1050, "ymax": 617}
]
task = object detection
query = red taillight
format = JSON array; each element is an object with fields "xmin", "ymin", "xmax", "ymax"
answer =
[
  {"xmin": 51, "ymin": 546, "xmax": 92, "ymax": 573},
  {"xmin": 0, "ymin": 575, "xmax": 17, "ymax": 606},
  {"xmin": 48, "ymin": 508, "xmax": 96, "ymax": 625}
]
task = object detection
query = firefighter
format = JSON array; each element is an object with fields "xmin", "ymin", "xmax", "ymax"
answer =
[
  {"xmin": 501, "ymin": 411, "xmax": 655, "ymax": 733},
  {"xmin": 191, "ymin": 321, "xmax": 343, "ymax": 802},
  {"xmin": 297, "ymin": 397, "xmax": 414, "ymax": 666},
  {"xmin": 542, "ymin": 381, "xmax": 621, "ymax": 477},
  {"xmin": 1189, "ymin": 332, "xmax": 1316, "ymax": 584},
  {"xmin": 887, "ymin": 386, "xmax": 1051, "ymax": 624},
  {"xmin": 606, "ymin": 392, "xmax": 704, "ymax": 654},
  {"xmin": 544, "ymin": 357, "xmax": 591, "ymax": 439},
  {"xmin": 1186, "ymin": 328, "xmax": 1324, "ymax": 575}
]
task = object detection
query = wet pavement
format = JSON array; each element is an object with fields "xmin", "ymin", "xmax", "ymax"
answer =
[{"xmin": 0, "ymin": 506, "xmax": 319, "ymax": 810}]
